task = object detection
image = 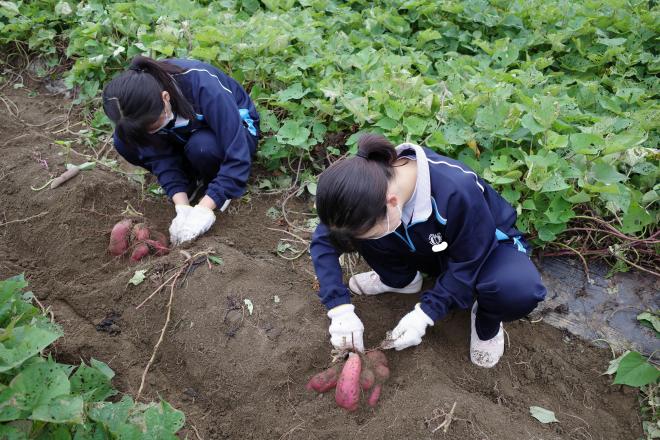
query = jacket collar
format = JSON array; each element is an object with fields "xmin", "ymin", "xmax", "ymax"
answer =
[{"xmin": 395, "ymin": 143, "xmax": 432, "ymax": 225}]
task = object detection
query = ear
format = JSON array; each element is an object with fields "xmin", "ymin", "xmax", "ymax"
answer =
[
  {"xmin": 385, "ymin": 193, "xmax": 400, "ymax": 208},
  {"xmin": 161, "ymin": 90, "xmax": 170, "ymax": 103}
]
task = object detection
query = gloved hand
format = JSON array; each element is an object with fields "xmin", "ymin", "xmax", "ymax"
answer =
[
  {"xmin": 170, "ymin": 205, "xmax": 215, "ymax": 245},
  {"xmin": 169, "ymin": 204, "xmax": 194, "ymax": 245},
  {"xmin": 388, "ymin": 303, "xmax": 434, "ymax": 351},
  {"xmin": 327, "ymin": 304, "xmax": 365, "ymax": 352}
]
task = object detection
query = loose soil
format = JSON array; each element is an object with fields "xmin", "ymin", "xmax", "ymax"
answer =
[{"xmin": 0, "ymin": 86, "xmax": 643, "ymax": 439}]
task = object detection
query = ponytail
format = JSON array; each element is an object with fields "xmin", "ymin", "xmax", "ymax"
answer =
[
  {"xmin": 317, "ymin": 133, "xmax": 398, "ymax": 252},
  {"xmin": 102, "ymin": 55, "xmax": 194, "ymax": 147}
]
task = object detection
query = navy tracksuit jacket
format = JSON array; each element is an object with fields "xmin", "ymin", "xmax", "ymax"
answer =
[
  {"xmin": 113, "ymin": 59, "xmax": 260, "ymax": 209},
  {"xmin": 310, "ymin": 144, "xmax": 546, "ymax": 339}
]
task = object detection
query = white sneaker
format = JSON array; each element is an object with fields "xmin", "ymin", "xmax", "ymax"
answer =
[
  {"xmin": 470, "ymin": 302, "xmax": 504, "ymax": 368},
  {"xmin": 349, "ymin": 271, "xmax": 422, "ymax": 296}
]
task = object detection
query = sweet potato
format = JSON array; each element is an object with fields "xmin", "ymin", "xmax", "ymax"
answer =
[
  {"xmin": 108, "ymin": 219, "xmax": 133, "ymax": 256},
  {"xmin": 50, "ymin": 166, "xmax": 80, "ymax": 189},
  {"xmin": 374, "ymin": 364, "xmax": 390, "ymax": 382},
  {"xmin": 151, "ymin": 231, "xmax": 170, "ymax": 256},
  {"xmin": 366, "ymin": 350, "xmax": 388, "ymax": 367},
  {"xmin": 132, "ymin": 223, "xmax": 150, "ymax": 241},
  {"xmin": 359, "ymin": 368, "xmax": 375, "ymax": 391},
  {"xmin": 306, "ymin": 365, "xmax": 339, "ymax": 393},
  {"xmin": 144, "ymin": 239, "xmax": 169, "ymax": 256},
  {"xmin": 130, "ymin": 243, "xmax": 150, "ymax": 262},
  {"xmin": 367, "ymin": 384, "xmax": 382, "ymax": 408},
  {"xmin": 335, "ymin": 353, "xmax": 361, "ymax": 412}
]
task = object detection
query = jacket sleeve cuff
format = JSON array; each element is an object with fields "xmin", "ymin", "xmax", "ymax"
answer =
[
  {"xmin": 322, "ymin": 288, "xmax": 352, "ymax": 311},
  {"xmin": 165, "ymin": 184, "xmax": 190, "ymax": 200},
  {"xmin": 205, "ymin": 188, "xmax": 229, "ymax": 211},
  {"xmin": 419, "ymin": 297, "xmax": 443, "ymax": 323}
]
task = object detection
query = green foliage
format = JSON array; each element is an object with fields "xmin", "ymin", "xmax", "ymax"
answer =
[
  {"xmin": 0, "ymin": 0, "xmax": 658, "ymax": 248},
  {"xmin": 0, "ymin": 275, "xmax": 184, "ymax": 437}
]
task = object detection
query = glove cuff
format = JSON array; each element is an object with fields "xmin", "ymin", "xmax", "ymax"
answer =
[
  {"xmin": 327, "ymin": 303, "xmax": 354, "ymax": 319},
  {"xmin": 175, "ymin": 204, "xmax": 191, "ymax": 214},
  {"xmin": 414, "ymin": 303, "xmax": 434, "ymax": 326}
]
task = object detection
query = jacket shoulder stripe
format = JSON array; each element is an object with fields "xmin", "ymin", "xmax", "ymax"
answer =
[
  {"xmin": 427, "ymin": 159, "xmax": 484, "ymax": 192},
  {"xmin": 174, "ymin": 68, "xmax": 233, "ymax": 94}
]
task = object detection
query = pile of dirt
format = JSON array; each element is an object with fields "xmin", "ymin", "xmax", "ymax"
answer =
[{"xmin": 0, "ymin": 87, "xmax": 643, "ymax": 439}]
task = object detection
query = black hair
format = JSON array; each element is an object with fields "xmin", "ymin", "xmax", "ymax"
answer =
[
  {"xmin": 102, "ymin": 55, "xmax": 194, "ymax": 147},
  {"xmin": 316, "ymin": 133, "xmax": 398, "ymax": 253}
]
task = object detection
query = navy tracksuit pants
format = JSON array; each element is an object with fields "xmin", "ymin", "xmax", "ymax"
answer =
[
  {"xmin": 118, "ymin": 128, "xmax": 259, "ymax": 198},
  {"xmin": 361, "ymin": 238, "xmax": 546, "ymax": 340}
]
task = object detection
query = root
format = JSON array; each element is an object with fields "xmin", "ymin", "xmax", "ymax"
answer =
[
  {"xmin": 426, "ymin": 401, "xmax": 458, "ymax": 434},
  {"xmin": 135, "ymin": 250, "xmax": 216, "ymax": 400},
  {"xmin": 0, "ymin": 211, "xmax": 49, "ymax": 227}
]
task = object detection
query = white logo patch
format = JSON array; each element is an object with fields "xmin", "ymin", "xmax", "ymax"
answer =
[{"xmin": 429, "ymin": 233, "xmax": 448, "ymax": 252}]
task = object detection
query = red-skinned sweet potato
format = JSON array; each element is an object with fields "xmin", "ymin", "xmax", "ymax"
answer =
[
  {"xmin": 366, "ymin": 350, "xmax": 388, "ymax": 367},
  {"xmin": 108, "ymin": 219, "xmax": 133, "ymax": 256},
  {"xmin": 306, "ymin": 365, "xmax": 340, "ymax": 393},
  {"xmin": 374, "ymin": 364, "xmax": 390, "ymax": 382},
  {"xmin": 132, "ymin": 223, "xmax": 150, "ymax": 241},
  {"xmin": 359, "ymin": 368, "xmax": 375, "ymax": 391},
  {"xmin": 130, "ymin": 243, "xmax": 150, "ymax": 262},
  {"xmin": 148, "ymin": 231, "xmax": 170, "ymax": 256},
  {"xmin": 335, "ymin": 353, "xmax": 361, "ymax": 411},
  {"xmin": 367, "ymin": 384, "xmax": 382, "ymax": 407}
]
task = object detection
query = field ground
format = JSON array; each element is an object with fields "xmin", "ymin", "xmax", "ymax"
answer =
[{"xmin": 0, "ymin": 86, "xmax": 646, "ymax": 439}]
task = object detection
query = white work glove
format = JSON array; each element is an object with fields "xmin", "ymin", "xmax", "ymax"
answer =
[
  {"xmin": 169, "ymin": 204, "xmax": 194, "ymax": 245},
  {"xmin": 388, "ymin": 303, "xmax": 434, "ymax": 351},
  {"xmin": 171, "ymin": 205, "xmax": 215, "ymax": 245},
  {"xmin": 327, "ymin": 304, "xmax": 365, "ymax": 352}
]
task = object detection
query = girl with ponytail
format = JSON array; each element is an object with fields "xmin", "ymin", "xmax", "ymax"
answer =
[
  {"xmin": 102, "ymin": 56, "xmax": 260, "ymax": 244},
  {"xmin": 310, "ymin": 134, "xmax": 546, "ymax": 368}
]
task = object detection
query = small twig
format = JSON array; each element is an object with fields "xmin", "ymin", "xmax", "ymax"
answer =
[
  {"xmin": 30, "ymin": 178, "xmax": 55, "ymax": 191},
  {"xmin": 551, "ymin": 242, "xmax": 593, "ymax": 284},
  {"xmin": 430, "ymin": 402, "xmax": 457, "ymax": 433},
  {"xmin": 136, "ymin": 264, "xmax": 185, "ymax": 400},
  {"xmin": 135, "ymin": 271, "xmax": 181, "ymax": 310},
  {"xmin": 191, "ymin": 424, "xmax": 204, "ymax": 440},
  {"xmin": 612, "ymin": 253, "xmax": 660, "ymax": 278},
  {"xmin": 0, "ymin": 211, "xmax": 48, "ymax": 227}
]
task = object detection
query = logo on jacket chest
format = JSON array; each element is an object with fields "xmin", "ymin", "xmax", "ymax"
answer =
[{"xmin": 428, "ymin": 233, "xmax": 448, "ymax": 252}]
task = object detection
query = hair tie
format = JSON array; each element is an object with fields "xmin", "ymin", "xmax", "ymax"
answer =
[
  {"xmin": 129, "ymin": 66, "xmax": 144, "ymax": 72},
  {"xmin": 356, "ymin": 150, "xmax": 369, "ymax": 159}
]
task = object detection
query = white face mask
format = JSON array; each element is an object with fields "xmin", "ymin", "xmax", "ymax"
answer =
[
  {"xmin": 368, "ymin": 204, "xmax": 402, "ymax": 240},
  {"xmin": 149, "ymin": 108, "xmax": 174, "ymax": 133}
]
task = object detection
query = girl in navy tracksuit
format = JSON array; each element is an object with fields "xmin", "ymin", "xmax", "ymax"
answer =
[
  {"xmin": 102, "ymin": 56, "xmax": 259, "ymax": 245},
  {"xmin": 310, "ymin": 134, "xmax": 546, "ymax": 367}
]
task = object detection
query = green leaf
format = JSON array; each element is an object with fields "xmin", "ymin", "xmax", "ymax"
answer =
[
  {"xmin": 521, "ymin": 113, "xmax": 545, "ymax": 135},
  {"xmin": 276, "ymin": 121, "xmax": 310, "ymax": 147},
  {"xmin": 208, "ymin": 255, "xmax": 223, "ymax": 265},
  {"xmin": 570, "ymin": 133, "xmax": 604, "ymax": 154},
  {"xmin": 0, "ymin": 324, "xmax": 63, "ymax": 373},
  {"xmin": 128, "ymin": 270, "xmax": 147, "ymax": 286},
  {"xmin": 637, "ymin": 312, "xmax": 660, "ymax": 334},
  {"xmin": 384, "ymin": 100, "xmax": 405, "ymax": 121},
  {"xmin": 70, "ymin": 362, "xmax": 116, "ymax": 402},
  {"xmin": 143, "ymin": 400, "xmax": 185, "ymax": 437},
  {"xmin": 613, "ymin": 351, "xmax": 660, "ymax": 387},
  {"xmin": 591, "ymin": 162, "xmax": 626, "ymax": 185},
  {"xmin": 543, "ymin": 131, "xmax": 568, "ymax": 150},
  {"xmin": 620, "ymin": 202, "xmax": 653, "ymax": 234},
  {"xmin": 541, "ymin": 175, "xmax": 571, "ymax": 193},
  {"xmin": 276, "ymin": 83, "xmax": 309, "ymax": 102},
  {"xmin": 530, "ymin": 406, "xmax": 558, "ymax": 424},
  {"xmin": 403, "ymin": 116, "xmax": 428, "ymax": 136},
  {"xmin": 604, "ymin": 351, "xmax": 630, "ymax": 376},
  {"xmin": 31, "ymin": 395, "xmax": 84, "ymax": 423}
]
